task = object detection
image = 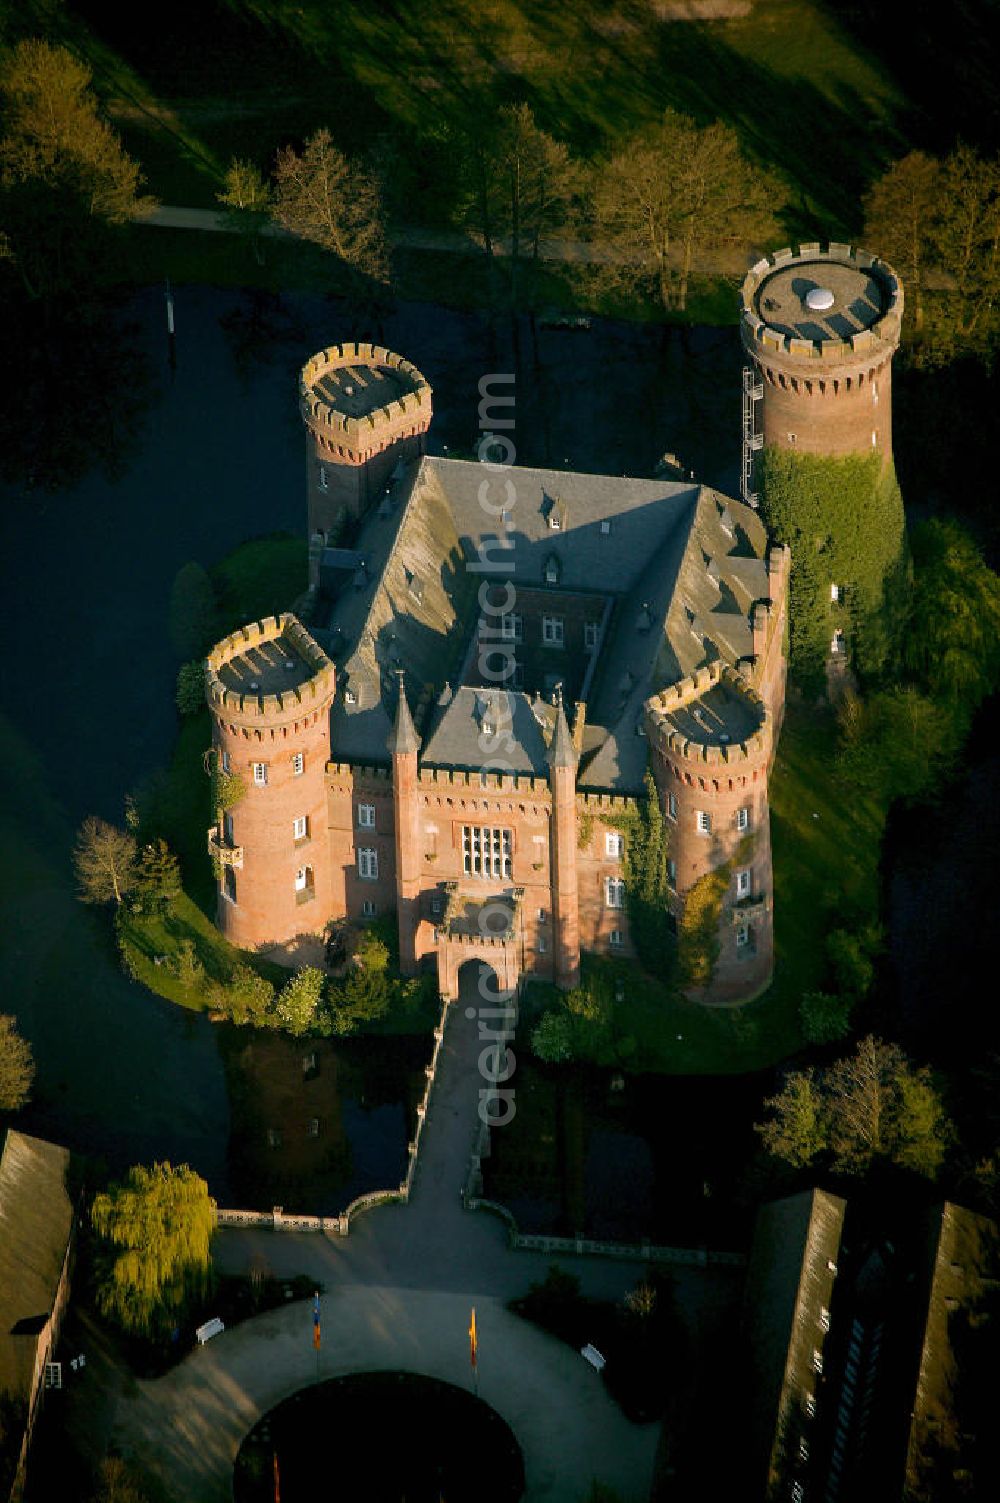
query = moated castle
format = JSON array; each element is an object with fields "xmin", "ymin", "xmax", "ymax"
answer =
[{"xmin": 204, "ymin": 243, "xmax": 902, "ymax": 1005}]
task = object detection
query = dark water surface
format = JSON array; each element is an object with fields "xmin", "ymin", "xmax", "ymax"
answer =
[{"xmin": 0, "ymin": 284, "xmax": 741, "ymax": 1201}]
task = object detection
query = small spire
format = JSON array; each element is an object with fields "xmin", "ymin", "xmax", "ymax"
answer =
[
  {"xmin": 387, "ymin": 669, "xmax": 420, "ymax": 756},
  {"xmin": 547, "ymin": 692, "xmax": 577, "ymax": 770}
]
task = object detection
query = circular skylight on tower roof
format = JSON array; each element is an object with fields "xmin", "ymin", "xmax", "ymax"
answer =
[{"xmin": 805, "ymin": 287, "xmax": 835, "ymax": 312}]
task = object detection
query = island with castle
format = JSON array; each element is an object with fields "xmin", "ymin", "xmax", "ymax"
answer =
[{"xmin": 203, "ymin": 241, "xmax": 903, "ymax": 1008}]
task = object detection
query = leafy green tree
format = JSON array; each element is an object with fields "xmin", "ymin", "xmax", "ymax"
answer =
[
  {"xmin": 825, "ymin": 928, "xmax": 876, "ymax": 999},
  {"xmin": 176, "ymin": 661, "xmax": 206, "ymax": 716},
  {"xmin": 170, "ymin": 939, "xmax": 204, "ymax": 994},
  {"xmin": 799, "ymin": 991, "xmax": 852, "ymax": 1045},
  {"xmin": 217, "ymin": 157, "xmax": 271, "ymax": 264},
  {"xmin": 0, "ymin": 1013, "xmax": 34, "ymax": 1111},
  {"xmin": 91, "ymin": 1163, "xmax": 214, "ymax": 1338},
  {"xmin": 327, "ymin": 931, "xmax": 392, "ymax": 1034},
  {"xmin": 591, "ymin": 110, "xmax": 780, "ymax": 313},
  {"xmin": 168, "ymin": 562, "xmax": 217, "ymax": 660},
  {"xmin": 272, "ymin": 129, "xmax": 388, "ymax": 288},
  {"xmin": 74, "ymin": 816, "xmax": 138, "ymax": 906},
  {"xmin": 904, "ymin": 517, "xmax": 1000, "ymax": 709},
  {"xmin": 208, "ymin": 963, "xmax": 275, "ymax": 1027},
  {"xmin": 929, "ymin": 145, "xmax": 1000, "ymax": 356},
  {"xmin": 530, "ymin": 1009, "xmax": 574, "ymax": 1063},
  {"xmin": 863, "ymin": 151, "xmax": 941, "ymax": 336},
  {"xmin": 756, "ymin": 1070, "xmax": 825, "ymax": 1168},
  {"xmin": 623, "ymin": 772, "xmax": 673, "ymax": 973},
  {"xmin": 274, "ymin": 967, "xmax": 325, "ymax": 1036},
  {"xmin": 837, "ymin": 686, "xmax": 959, "ymax": 804},
  {"xmin": 0, "ymin": 39, "xmax": 152, "ymax": 301},
  {"xmin": 133, "ymin": 839, "xmax": 181, "ymax": 915}
]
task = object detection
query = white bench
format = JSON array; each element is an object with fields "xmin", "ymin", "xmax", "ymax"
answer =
[
  {"xmin": 195, "ymin": 1317, "xmax": 225, "ymax": 1345},
  {"xmin": 580, "ymin": 1344, "xmax": 606, "ymax": 1372}
]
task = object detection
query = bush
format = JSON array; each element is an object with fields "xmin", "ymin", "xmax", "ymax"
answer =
[
  {"xmin": 800, "ymin": 991, "xmax": 852, "ymax": 1044},
  {"xmin": 273, "ymin": 967, "xmax": 325, "ymax": 1036},
  {"xmin": 208, "ymin": 963, "xmax": 275, "ymax": 1026},
  {"xmin": 171, "ymin": 939, "xmax": 205, "ymax": 991},
  {"xmin": 176, "ymin": 660, "xmax": 206, "ymax": 716},
  {"xmin": 677, "ymin": 868, "xmax": 728, "ymax": 987},
  {"xmin": 531, "ymin": 1009, "xmax": 575, "ymax": 1062}
]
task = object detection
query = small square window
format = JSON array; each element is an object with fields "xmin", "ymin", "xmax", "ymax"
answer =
[
  {"xmin": 585, "ymin": 622, "xmax": 599, "ymax": 650},
  {"xmin": 737, "ymin": 808, "xmax": 750, "ymax": 832},
  {"xmin": 696, "ymin": 810, "xmax": 711, "ymax": 835},
  {"xmin": 537, "ymin": 908, "xmax": 547, "ymax": 924},
  {"xmin": 736, "ymin": 868, "xmax": 752, "ymax": 897},
  {"xmin": 736, "ymin": 923, "xmax": 751, "ymax": 949},
  {"xmin": 362, "ymin": 899, "xmax": 377, "ymax": 918},
  {"xmin": 293, "ymin": 815, "xmax": 308, "ymax": 842},
  {"xmin": 306, "ymin": 1117, "xmax": 320, "ymax": 1137},
  {"xmin": 292, "ymin": 752, "xmax": 304, "ymax": 776},
  {"xmin": 667, "ymin": 792, "xmax": 678, "ymax": 820},
  {"xmin": 358, "ymin": 803, "xmax": 376, "ymax": 828},
  {"xmin": 830, "ymin": 583, "xmax": 841, "ymax": 603},
  {"xmin": 295, "ymin": 866, "xmax": 311, "ymax": 892},
  {"xmin": 605, "ymin": 832, "xmax": 624, "ymax": 859},
  {"xmin": 252, "ymin": 762, "xmax": 268, "ymax": 786},
  {"xmin": 610, "ymin": 929, "xmax": 624, "ymax": 948},
  {"xmin": 317, "ymin": 465, "xmax": 328, "ymax": 492},
  {"xmin": 542, "ymin": 615, "xmax": 564, "ymax": 646}
]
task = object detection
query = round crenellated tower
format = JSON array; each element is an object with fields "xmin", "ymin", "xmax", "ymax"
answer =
[
  {"xmin": 205, "ymin": 613, "xmax": 337, "ymax": 954},
  {"xmin": 299, "ymin": 342, "xmax": 432, "ymax": 558},
  {"xmin": 646, "ymin": 663, "xmax": 774, "ymax": 1003},
  {"xmin": 740, "ymin": 242, "xmax": 903, "ymax": 464}
]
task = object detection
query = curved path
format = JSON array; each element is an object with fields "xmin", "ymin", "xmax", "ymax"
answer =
[{"xmin": 110, "ymin": 969, "xmax": 739, "ymax": 1500}]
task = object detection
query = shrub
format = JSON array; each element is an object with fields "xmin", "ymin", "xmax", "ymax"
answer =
[
  {"xmin": 800, "ymin": 991, "xmax": 852, "ymax": 1044},
  {"xmin": 273, "ymin": 967, "xmax": 325, "ymax": 1036},
  {"xmin": 530, "ymin": 1010, "xmax": 574, "ymax": 1062},
  {"xmin": 208, "ymin": 964, "xmax": 275, "ymax": 1026},
  {"xmin": 176, "ymin": 661, "xmax": 206, "ymax": 716}
]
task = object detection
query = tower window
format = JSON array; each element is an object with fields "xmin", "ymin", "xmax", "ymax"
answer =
[
  {"xmin": 696, "ymin": 810, "xmax": 711, "ymax": 835},
  {"xmin": 787, "ymin": 432, "xmax": 796, "ymax": 444},
  {"xmin": 736, "ymin": 922, "xmax": 751, "ymax": 950},
  {"xmin": 832, "ymin": 629, "xmax": 847, "ymax": 656},
  {"xmin": 610, "ymin": 929, "xmax": 624, "ymax": 948},
  {"xmin": 295, "ymin": 865, "xmax": 314, "ymax": 897},
  {"xmin": 736, "ymin": 868, "xmax": 752, "ymax": 898},
  {"xmin": 667, "ymin": 859, "xmax": 677, "ymax": 888},
  {"xmin": 317, "ymin": 465, "xmax": 328, "ymax": 492},
  {"xmin": 358, "ymin": 803, "xmax": 376, "ymax": 828},
  {"xmin": 462, "ymin": 826, "xmax": 512, "ymax": 880},
  {"xmin": 357, "ymin": 848, "xmax": 378, "ymax": 881},
  {"xmin": 737, "ymin": 808, "xmax": 750, "ymax": 832},
  {"xmin": 542, "ymin": 616, "xmax": 564, "ymax": 646},
  {"xmin": 292, "ymin": 752, "xmax": 305, "ymax": 776},
  {"xmin": 223, "ymin": 867, "xmax": 237, "ymax": 904},
  {"xmin": 872, "ymin": 430, "xmax": 878, "ymax": 448},
  {"xmin": 605, "ymin": 877, "xmax": 625, "ymax": 909},
  {"xmin": 667, "ymin": 792, "xmax": 678, "ymax": 820},
  {"xmin": 605, "ymin": 832, "xmax": 624, "ymax": 859},
  {"xmin": 537, "ymin": 935, "xmax": 548, "ymax": 954},
  {"xmin": 252, "ymin": 762, "xmax": 268, "ymax": 786},
  {"xmin": 293, "ymin": 815, "xmax": 309, "ymax": 842},
  {"xmin": 221, "ymin": 749, "xmax": 232, "ymax": 774},
  {"xmin": 830, "ymin": 583, "xmax": 842, "ymax": 602},
  {"xmin": 362, "ymin": 900, "xmax": 377, "ymax": 918}
]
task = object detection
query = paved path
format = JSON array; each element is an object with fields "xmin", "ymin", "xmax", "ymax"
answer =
[{"xmin": 109, "ymin": 968, "xmax": 739, "ymax": 1501}]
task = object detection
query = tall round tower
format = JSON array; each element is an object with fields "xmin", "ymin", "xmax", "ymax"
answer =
[
  {"xmin": 299, "ymin": 342, "xmax": 432, "ymax": 558},
  {"xmin": 206, "ymin": 613, "xmax": 336, "ymax": 955},
  {"xmin": 648, "ymin": 663, "xmax": 774, "ymax": 1004},
  {"xmin": 740, "ymin": 243, "xmax": 903, "ymax": 465}
]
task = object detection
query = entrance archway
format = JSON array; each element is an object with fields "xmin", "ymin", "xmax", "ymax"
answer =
[{"xmin": 437, "ymin": 935, "xmax": 520, "ymax": 1004}]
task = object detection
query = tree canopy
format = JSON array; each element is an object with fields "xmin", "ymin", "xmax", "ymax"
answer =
[
  {"xmin": 74, "ymin": 816, "xmax": 138, "ymax": 906},
  {"xmin": 592, "ymin": 110, "xmax": 780, "ymax": 312},
  {"xmin": 0, "ymin": 1014, "xmax": 34, "ymax": 1112},
  {"xmin": 272, "ymin": 128, "xmax": 388, "ymax": 288},
  {"xmin": 90, "ymin": 1162, "xmax": 215, "ymax": 1338},
  {"xmin": 757, "ymin": 1036, "xmax": 953, "ymax": 1179},
  {"xmin": 0, "ymin": 39, "xmax": 152, "ymax": 300}
]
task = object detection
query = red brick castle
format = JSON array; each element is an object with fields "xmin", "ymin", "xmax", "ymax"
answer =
[{"xmin": 206, "ymin": 338, "xmax": 795, "ymax": 1004}]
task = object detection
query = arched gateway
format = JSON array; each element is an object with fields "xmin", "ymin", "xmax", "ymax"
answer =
[{"xmin": 437, "ymin": 927, "xmax": 521, "ymax": 1003}]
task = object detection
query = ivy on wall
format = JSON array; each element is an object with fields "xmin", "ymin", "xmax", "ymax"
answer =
[
  {"xmin": 600, "ymin": 771, "xmax": 673, "ymax": 973},
  {"xmin": 757, "ymin": 448, "xmax": 908, "ymax": 690},
  {"xmin": 676, "ymin": 833, "xmax": 755, "ymax": 989}
]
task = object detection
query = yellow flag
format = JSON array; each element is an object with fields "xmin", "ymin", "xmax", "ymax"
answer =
[{"xmin": 469, "ymin": 1306, "xmax": 478, "ymax": 1369}]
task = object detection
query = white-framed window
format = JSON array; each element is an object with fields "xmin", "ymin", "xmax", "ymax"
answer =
[
  {"xmin": 223, "ymin": 867, "xmax": 237, "ymax": 904},
  {"xmin": 585, "ymin": 622, "xmax": 599, "ymax": 650},
  {"xmin": 787, "ymin": 432, "xmax": 797, "ymax": 444},
  {"xmin": 696, "ymin": 810, "xmax": 711, "ymax": 835},
  {"xmin": 872, "ymin": 429, "xmax": 878, "ymax": 448},
  {"xmin": 357, "ymin": 847, "xmax": 378, "ymax": 881},
  {"xmin": 600, "ymin": 519, "xmax": 612, "ymax": 536},
  {"xmin": 736, "ymin": 923, "xmax": 750, "ymax": 949},
  {"xmin": 295, "ymin": 865, "xmax": 312, "ymax": 892},
  {"xmin": 362, "ymin": 899, "xmax": 377, "ymax": 918},
  {"xmin": 544, "ymin": 559, "xmax": 559, "ymax": 583},
  {"xmin": 292, "ymin": 752, "xmax": 304, "ymax": 776},
  {"xmin": 358, "ymin": 803, "xmax": 376, "ymax": 828},
  {"xmin": 252, "ymin": 762, "xmax": 268, "ymax": 786},
  {"xmin": 605, "ymin": 877, "xmax": 625, "ymax": 909},
  {"xmin": 667, "ymin": 792, "xmax": 678, "ymax": 820},
  {"xmin": 538, "ymin": 908, "xmax": 547, "ymax": 924},
  {"xmin": 317, "ymin": 464, "xmax": 328, "ymax": 492},
  {"xmin": 736, "ymin": 868, "xmax": 752, "ymax": 897},
  {"xmin": 307, "ymin": 1117, "xmax": 320, "ymax": 1137},
  {"xmin": 610, "ymin": 929, "xmax": 624, "ymax": 948},
  {"xmin": 605, "ymin": 832, "xmax": 624, "ymax": 859},
  {"xmin": 804, "ymin": 1393, "xmax": 816, "ymax": 1419},
  {"xmin": 812, "ymin": 1349, "xmax": 823, "ymax": 1375},
  {"xmin": 293, "ymin": 815, "xmax": 308, "ymax": 842},
  {"xmin": 499, "ymin": 613, "xmax": 523, "ymax": 642},
  {"xmin": 462, "ymin": 826, "xmax": 512, "ymax": 880},
  {"xmin": 832, "ymin": 629, "xmax": 847, "ymax": 655},
  {"xmin": 872, "ymin": 380, "xmax": 879, "ymax": 406},
  {"xmin": 830, "ymin": 582, "xmax": 842, "ymax": 603},
  {"xmin": 537, "ymin": 934, "xmax": 548, "ymax": 953},
  {"xmin": 221, "ymin": 749, "xmax": 231, "ymax": 774},
  {"xmin": 667, "ymin": 859, "xmax": 677, "ymax": 888},
  {"xmin": 737, "ymin": 807, "xmax": 750, "ymax": 832},
  {"xmin": 542, "ymin": 615, "xmax": 564, "ymax": 646}
]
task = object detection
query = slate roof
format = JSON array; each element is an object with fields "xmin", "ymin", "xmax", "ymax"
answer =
[
  {"xmin": 743, "ymin": 1188, "xmax": 847, "ymax": 1502},
  {"xmin": 421, "ymin": 687, "xmax": 551, "ymax": 775},
  {"xmin": 322, "ymin": 456, "xmax": 770, "ymax": 788},
  {"xmin": 0, "ymin": 1130, "xmax": 73, "ymax": 1402}
]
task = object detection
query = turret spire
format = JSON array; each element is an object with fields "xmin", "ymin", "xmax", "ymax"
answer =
[
  {"xmin": 387, "ymin": 669, "xmax": 420, "ymax": 756},
  {"xmin": 546, "ymin": 691, "xmax": 577, "ymax": 771}
]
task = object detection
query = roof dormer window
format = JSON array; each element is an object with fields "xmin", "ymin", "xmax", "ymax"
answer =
[{"xmin": 544, "ymin": 554, "xmax": 561, "ymax": 585}]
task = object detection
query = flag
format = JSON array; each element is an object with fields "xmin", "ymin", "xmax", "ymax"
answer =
[
  {"xmin": 469, "ymin": 1306, "xmax": 478, "ymax": 1370},
  {"xmin": 313, "ymin": 1291, "xmax": 321, "ymax": 1350},
  {"xmin": 273, "ymin": 1452, "xmax": 281, "ymax": 1503}
]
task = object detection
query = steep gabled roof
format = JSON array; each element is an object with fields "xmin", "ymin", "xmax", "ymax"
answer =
[{"xmin": 0, "ymin": 1131, "xmax": 73, "ymax": 1402}]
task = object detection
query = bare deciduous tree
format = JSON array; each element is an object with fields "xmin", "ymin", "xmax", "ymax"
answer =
[
  {"xmin": 272, "ymin": 129, "xmax": 389, "ymax": 288},
  {"xmin": 217, "ymin": 157, "xmax": 272, "ymax": 264},
  {"xmin": 73, "ymin": 816, "xmax": 138, "ymax": 906},
  {"xmin": 863, "ymin": 150, "xmax": 941, "ymax": 333}
]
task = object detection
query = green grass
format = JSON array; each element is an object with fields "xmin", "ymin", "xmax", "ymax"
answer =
[
  {"xmin": 116, "ymin": 892, "xmax": 245, "ymax": 1011},
  {"xmin": 212, "ymin": 534, "xmax": 308, "ymax": 632}
]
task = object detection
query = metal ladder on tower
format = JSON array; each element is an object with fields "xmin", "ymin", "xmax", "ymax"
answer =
[{"xmin": 741, "ymin": 366, "xmax": 764, "ymax": 507}]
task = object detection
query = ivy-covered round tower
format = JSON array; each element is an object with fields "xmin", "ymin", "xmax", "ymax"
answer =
[{"xmin": 741, "ymin": 244, "xmax": 907, "ymax": 685}]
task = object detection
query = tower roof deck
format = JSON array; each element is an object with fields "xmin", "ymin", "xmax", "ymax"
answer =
[
  {"xmin": 753, "ymin": 259, "xmax": 886, "ymax": 343},
  {"xmin": 217, "ymin": 632, "xmax": 313, "ymax": 695},
  {"xmin": 309, "ymin": 362, "xmax": 419, "ymax": 419},
  {"xmin": 663, "ymin": 678, "xmax": 762, "ymax": 748},
  {"xmin": 207, "ymin": 614, "xmax": 335, "ymax": 718}
]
